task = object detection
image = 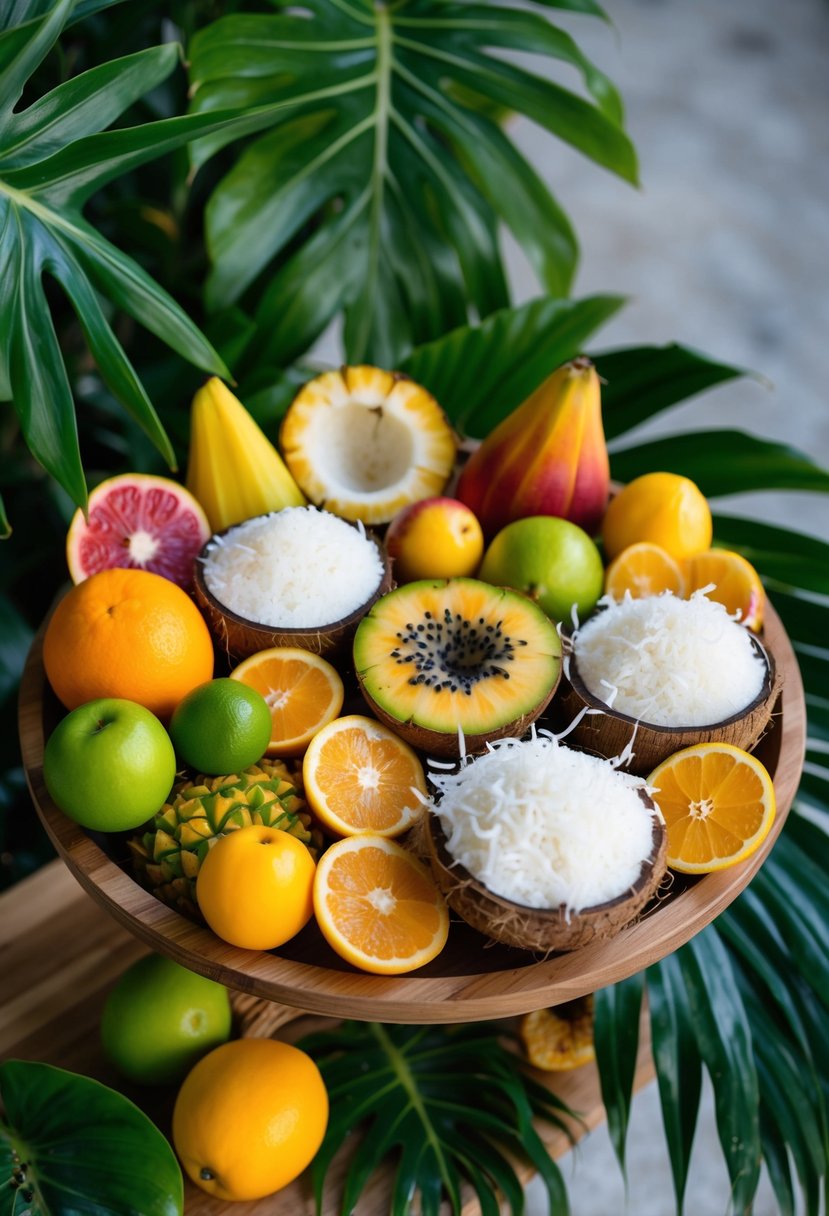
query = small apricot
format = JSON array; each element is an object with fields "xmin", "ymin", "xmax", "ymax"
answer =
[{"xmin": 385, "ymin": 497, "xmax": 484, "ymax": 583}]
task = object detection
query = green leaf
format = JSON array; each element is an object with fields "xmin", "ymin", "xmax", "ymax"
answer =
[
  {"xmin": 678, "ymin": 930, "xmax": 761, "ymax": 1212},
  {"xmin": 712, "ymin": 514, "xmax": 829, "ymax": 596},
  {"xmin": 593, "ymin": 973, "xmax": 644, "ymax": 1174},
  {"xmin": 0, "ymin": 0, "xmax": 73, "ymax": 123},
  {"xmin": 190, "ymin": 2, "xmax": 635, "ymax": 364},
  {"xmin": 0, "ymin": 1059, "xmax": 183, "ymax": 1216},
  {"xmin": 301, "ymin": 1021, "xmax": 571, "ymax": 1216},
  {"xmin": 0, "ymin": 493, "xmax": 9, "ymax": 540},
  {"xmin": 593, "ymin": 343, "xmax": 749, "ymax": 442},
  {"xmin": 610, "ymin": 429, "xmax": 829, "ymax": 497},
  {"xmin": 0, "ymin": 594, "xmax": 32, "ymax": 702},
  {"xmin": 401, "ymin": 294, "xmax": 625, "ymax": 436},
  {"xmin": 647, "ymin": 954, "xmax": 702, "ymax": 1215}
]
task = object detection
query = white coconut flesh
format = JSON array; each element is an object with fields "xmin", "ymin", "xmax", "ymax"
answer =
[
  {"xmin": 281, "ymin": 367, "xmax": 456, "ymax": 524},
  {"xmin": 572, "ymin": 592, "xmax": 767, "ymax": 727},
  {"xmin": 429, "ymin": 732, "xmax": 658, "ymax": 913}
]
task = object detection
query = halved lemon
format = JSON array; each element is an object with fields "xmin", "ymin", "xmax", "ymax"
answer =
[
  {"xmin": 648, "ymin": 742, "xmax": 775, "ymax": 873},
  {"xmin": 229, "ymin": 648, "xmax": 344, "ymax": 757},
  {"xmin": 683, "ymin": 548, "xmax": 765, "ymax": 631},
  {"xmin": 313, "ymin": 835, "xmax": 449, "ymax": 974},
  {"xmin": 302, "ymin": 714, "xmax": 427, "ymax": 838},
  {"xmin": 604, "ymin": 541, "xmax": 686, "ymax": 600}
]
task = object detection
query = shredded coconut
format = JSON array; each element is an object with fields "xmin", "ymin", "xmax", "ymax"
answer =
[
  {"xmin": 428, "ymin": 733, "xmax": 656, "ymax": 912},
  {"xmin": 202, "ymin": 507, "xmax": 384, "ymax": 628},
  {"xmin": 572, "ymin": 591, "xmax": 766, "ymax": 727}
]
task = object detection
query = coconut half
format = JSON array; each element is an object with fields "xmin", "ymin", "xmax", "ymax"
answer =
[
  {"xmin": 194, "ymin": 514, "xmax": 392, "ymax": 662},
  {"xmin": 280, "ymin": 366, "xmax": 457, "ymax": 525},
  {"xmin": 425, "ymin": 802, "xmax": 667, "ymax": 953}
]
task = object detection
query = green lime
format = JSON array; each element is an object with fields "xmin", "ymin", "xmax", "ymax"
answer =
[
  {"xmin": 169, "ymin": 678, "xmax": 271, "ymax": 774},
  {"xmin": 101, "ymin": 953, "xmax": 232, "ymax": 1086},
  {"xmin": 479, "ymin": 516, "xmax": 604, "ymax": 624}
]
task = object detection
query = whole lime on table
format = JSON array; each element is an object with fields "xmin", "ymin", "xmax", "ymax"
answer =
[
  {"xmin": 43, "ymin": 697, "xmax": 176, "ymax": 832},
  {"xmin": 169, "ymin": 678, "xmax": 272, "ymax": 774},
  {"xmin": 101, "ymin": 953, "xmax": 232, "ymax": 1086},
  {"xmin": 479, "ymin": 516, "xmax": 604, "ymax": 623}
]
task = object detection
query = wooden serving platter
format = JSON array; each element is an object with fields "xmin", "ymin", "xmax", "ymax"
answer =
[{"xmin": 18, "ymin": 600, "xmax": 805, "ymax": 1024}]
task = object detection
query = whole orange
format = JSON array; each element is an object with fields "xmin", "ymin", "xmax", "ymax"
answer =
[
  {"xmin": 601, "ymin": 472, "xmax": 712, "ymax": 562},
  {"xmin": 172, "ymin": 1037, "xmax": 328, "ymax": 1201},
  {"xmin": 43, "ymin": 568, "xmax": 214, "ymax": 719},
  {"xmin": 196, "ymin": 823, "xmax": 315, "ymax": 950}
]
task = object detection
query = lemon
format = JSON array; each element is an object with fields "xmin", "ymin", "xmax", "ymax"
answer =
[
  {"xmin": 172, "ymin": 1038, "xmax": 328, "ymax": 1200},
  {"xmin": 602, "ymin": 472, "xmax": 712, "ymax": 562}
]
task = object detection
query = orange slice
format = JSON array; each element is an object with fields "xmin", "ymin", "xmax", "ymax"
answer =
[
  {"xmin": 230, "ymin": 648, "xmax": 344, "ymax": 757},
  {"xmin": 604, "ymin": 542, "xmax": 686, "ymax": 600},
  {"xmin": 648, "ymin": 742, "xmax": 775, "ymax": 873},
  {"xmin": 313, "ymin": 835, "xmax": 449, "ymax": 974},
  {"xmin": 302, "ymin": 714, "xmax": 427, "ymax": 838},
  {"xmin": 683, "ymin": 548, "xmax": 765, "ymax": 631},
  {"xmin": 520, "ymin": 998, "xmax": 595, "ymax": 1072}
]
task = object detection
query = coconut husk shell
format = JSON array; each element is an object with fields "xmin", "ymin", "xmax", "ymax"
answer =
[
  {"xmin": 357, "ymin": 662, "xmax": 561, "ymax": 760},
  {"xmin": 554, "ymin": 633, "xmax": 781, "ymax": 777},
  {"xmin": 424, "ymin": 796, "xmax": 667, "ymax": 953},
  {"xmin": 193, "ymin": 521, "xmax": 392, "ymax": 663}
]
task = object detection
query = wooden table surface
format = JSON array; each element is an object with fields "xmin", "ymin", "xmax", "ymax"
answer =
[{"xmin": 0, "ymin": 860, "xmax": 655, "ymax": 1214}]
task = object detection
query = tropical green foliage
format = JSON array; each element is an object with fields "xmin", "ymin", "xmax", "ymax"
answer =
[
  {"xmin": 300, "ymin": 1021, "xmax": 574, "ymax": 1216},
  {"xmin": 1, "ymin": 2, "xmax": 828, "ymax": 1214},
  {"xmin": 0, "ymin": 1059, "xmax": 183, "ymax": 1215}
]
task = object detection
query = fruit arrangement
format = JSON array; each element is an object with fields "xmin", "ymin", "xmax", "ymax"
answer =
[{"xmin": 38, "ymin": 364, "xmax": 782, "ymax": 959}]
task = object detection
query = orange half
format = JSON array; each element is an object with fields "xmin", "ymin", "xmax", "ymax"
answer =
[
  {"xmin": 648, "ymin": 742, "xmax": 775, "ymax": 873},
  {"xmin": 302, "ymin": 714, "xmax": 427, "ymax": 838},
  {"xmin": 313, "ymin": 835, "xmax": 449, "ymax": 974},
  {"xmin": 683, "ymin": 548, "xmax": 765, "ymax": 631},
  {"xmin": 230, "ymin": 648, "xmax": 344, "ymax": 757},
  {"xmin": 604, "ymin": 542, "xmax": 686, "ymax": 600}
]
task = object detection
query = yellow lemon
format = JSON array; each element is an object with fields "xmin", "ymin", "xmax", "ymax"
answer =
[{"xmin": 602, "ymin": 472, "xmax": 712, "ymax": 562}]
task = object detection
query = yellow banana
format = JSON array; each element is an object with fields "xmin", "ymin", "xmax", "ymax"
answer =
[{"xmin": 186, "ymin": 378, "xmax": 305, "ymax": 532}]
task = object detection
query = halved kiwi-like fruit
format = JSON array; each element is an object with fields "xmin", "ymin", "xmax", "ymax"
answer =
[{"xmin": 353, "ymin": 578, "xmax": 562, "ymax": 758}]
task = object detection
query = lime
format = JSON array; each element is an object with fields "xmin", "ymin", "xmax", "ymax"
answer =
[
  {"xmin": 101, "ymin": 953, "xmax": 232, "ymax": 1086},
  {"xmin": 169, "ymin": 678, "xmax": 272, "ymax": 774},
  {"xmin": 479, "ymin": 516, "xmax": 604, "ymax": 624}
]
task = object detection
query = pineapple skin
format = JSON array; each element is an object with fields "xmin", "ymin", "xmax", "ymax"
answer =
[{"xmin": 129, "ymin": 759, "xmax": 323, "ymax": 919}]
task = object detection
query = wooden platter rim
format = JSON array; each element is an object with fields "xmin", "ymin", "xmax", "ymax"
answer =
[{"xmin": 19, "ymin": 597, "xmax": 806, "ymax": 1024}]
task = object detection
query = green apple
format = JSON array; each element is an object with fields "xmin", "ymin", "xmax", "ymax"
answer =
[
  {"xmin": 101, "ymin": 953, "xmax": 232, "ymax": 1085},
  {"xmin": 479, "ymin": 516, "xmax": 604, "ymax": 624},
  {"xmin": 43, "ymin": 697, "xmax": 176, "ymax": 832}
]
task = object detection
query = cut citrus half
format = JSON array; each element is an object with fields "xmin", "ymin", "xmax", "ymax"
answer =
[
  {"xmin": 683, "ymin": 548, "xmax": 765, "ymax": 631},
  {"xmin": 604, "ymin": 542, "xmax": 686, "ymax": 600},
  {"xmin": 313, "ymin": 834, "xmax": 449, "ymax": 974},
  {"xmin": 230, "ymin": 648, "xmax": 344, "ymax": 757},
  {"xmin": 520, "ymin": 997, "xmax": 595, "ymax": 1072},
  {"xmin": 648, "ymin": 742, "xmax": 775, "ymax": 873},
  {"xmin": 302, "ymin": 715, "xmax": 427, "ymax": 837},
  {"xmin": 66, "ymin": 473, "xmax": 210, "ymax": 588}
]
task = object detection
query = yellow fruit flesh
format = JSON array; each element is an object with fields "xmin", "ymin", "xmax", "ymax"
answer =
[
  {"xmin": 303, "ymin": 715, "xmax": 427, "ymax": 836},
  {"xmin": 649, "ymin": 744, "xmax": 775, "ymax": 873},
  {"xmin": 354, "ymin": 580, "xmax": 560, "ymax": 735},
  {"xmin": 280, "ymin": 366, "xmax": 456, "ymax": 525},
  {"xmin": 604, "ymin": 542, "xmax": 686, "ymax": 599},
  {"xmin": 683, "ymin": 549, "xmax": 765, "ymax": 630},
  {"xmin": 314, "ymin": 836, "xmax": 449, "ymax": 974}
]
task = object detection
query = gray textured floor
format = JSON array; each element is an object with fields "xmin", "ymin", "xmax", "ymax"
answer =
[{"xmin": 513, "ymin": 0, "xmax": 829, "ymax": 1213}]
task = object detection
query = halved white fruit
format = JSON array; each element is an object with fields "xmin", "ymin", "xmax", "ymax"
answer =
[{"xmin": 279, "ymin": 366, "xmax": 457, "ymax": 525}]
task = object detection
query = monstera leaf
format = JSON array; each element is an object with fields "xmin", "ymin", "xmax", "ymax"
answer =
[
  {"xmin": 0, "ymin": 0, "xmax": 272, "ymax": 521},
  {"xmin": 188, "ymin": 0, "xmax": 637, "ymax": 368}
]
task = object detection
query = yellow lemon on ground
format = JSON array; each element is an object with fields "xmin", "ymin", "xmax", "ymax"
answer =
[
  {"xmin": 602, "ymin": 472, "xmax": 712, "ymax": 562},
  {"xmin": 173, "ymin": 1037, "xmax": 328, "ymax": 1201}
]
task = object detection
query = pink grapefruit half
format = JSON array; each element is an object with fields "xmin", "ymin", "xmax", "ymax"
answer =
[{"xmin": 67, "ymin": 473, "xmax": 211, "ymax": 589}]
